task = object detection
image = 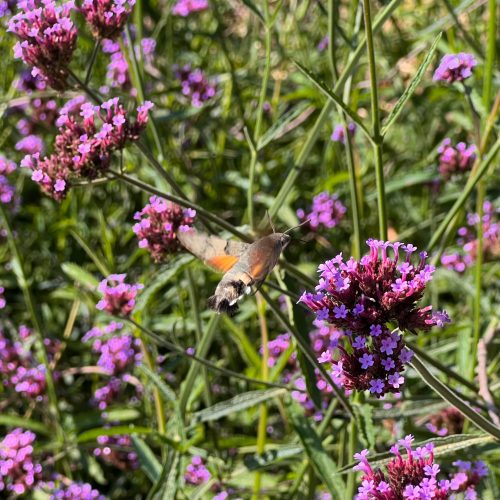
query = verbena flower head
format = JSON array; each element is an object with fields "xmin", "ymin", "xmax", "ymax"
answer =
[
  {"xmin": 15, "ymin": 134, "xmax": 44, "ymax": 154},
  {"xmin": 96, "ymin": 274, "xmax": 143, "ymax": 316},
  {"xmin": 437, "ymin": 138, "xmax": 476, "ymax": 179},
  {"xmin": 297, "ymin": 191, "xmax": 346, "ymax": 230},
  {"xmin": 49, "ymin": 481, "xmax": 105, "ymax": 499},
  {"xmin": 184, "ymin": 455, "xmax": 211, "ymax": 485},
  {"xmin": 442, "ymin": 201, "xmax": 500, "ymax": 273},
  {"xmin": 81, "ymin": 0, "xmax": 135, "ymax": 39},
  {"xmin": 8, "ymin": 0, "xmax": 77, "ymax": 90},
  {"xmin": 317, "ymin": 35, "xmax": 329, "ymax": 52},
  {"xmin": 174, "ymin": 65, "xmax": 216, "ymax": 107},
  {"xmin": 11, "ymin": 364, "xmax": 47, "ymax": 400},
  {"xmin": 94, "ymin": 433, "xmax": 138, "ymax": 469},
  {"xmin": 22, "ymin": 97, "xmax": 153, "ymax": 200},
  {"xmin": 299, "ymin": 240, "xmax": 450, "ymax": 396},
  {"xmin": 331, "ymin": 123, "xmax": 356, "ymax": 144},
  {"xmin": 0, "ymin": 428, "xmax": 43, "ymax": 495},
  {"xmin": 354, "ymin": 439, "xmax": 488, "ymax": 499},
  {"xmin": 172, "ymin": 0, "xmax": 208, "ymax": 16},
  {"xmin": 133, "ymin": 197, "xmax": 196, "ymax": 261},
  {"xmin": 433, "ymin": 53, "xmax": 477, "ymax": 83}
]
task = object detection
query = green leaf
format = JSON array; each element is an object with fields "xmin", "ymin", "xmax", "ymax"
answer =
[
  {"xmin": 61, "ymin": 262, "xmax": 99, "ymax": 290},
  {"xmin": 355, "ymin": 404, "xmax": 376, "ymax": 450},
  {"xmin": 70, "ymin": 230, "xmax": 111, "ymax": 277},
  {"xmin": 160, "ymin": 452, "xmax": 180, "ymax": 500},
  {"xmin": 138, "ymin": 365, "xmax": 177, "ymax": 403},
  {"xmin": 192, "ymin": 388, "xmax": 286, "ymax": 424},
  {"xmin": 132, "ymin": 435, "xmax": 162, "ymax": 482},
  {"xmin": 381, "ymin": 33, "xmax": 442, "ymax": 136},
  {"xmin": 0, "ymin": 414, "xmax": 51, "ymax": 435},
  {"xmin": 257, "ymin": 102, "xmax": 313, "ymax": 150},
  {"xmin": 339, "ymin": 434, "xmax": 495, "ymax": 473},
  {"xmin": 293, "ymin": 61, "xmax": 372, "ymax": 142},
  {"xmin": 135, "ymin": 255, "xmax": 193, "ymax": 312},
  {"xmin": 77, "ymin": 425, "xmax": 152, "ymax": 443},
  {"xmin": 240, "ymin": 0, "xmax": 265, "ymax": 23},
  {"xmin": 287, "ymin": 401, "xmax": 345, "ymax": 498}
]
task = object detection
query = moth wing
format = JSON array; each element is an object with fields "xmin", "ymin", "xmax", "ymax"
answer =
[{"xmin": 177, "ymin": 230, "xmax": 250, "ymax": 273}]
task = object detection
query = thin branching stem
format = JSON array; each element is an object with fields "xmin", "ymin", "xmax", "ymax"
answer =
[{"xmin": 84, "ymin": 39, "xmax": 101, "ymax": 86}]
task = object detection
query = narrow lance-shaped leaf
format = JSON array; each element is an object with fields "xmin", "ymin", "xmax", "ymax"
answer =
[
  {"xmin": 192, "ymin": 388, "xmax": 286, "ymax": 424},
  {"xmin": 131, "ymin": 435, "xmax": 162, "ymax": 483},
  {"xmin": 381, "ymin": 33, "xmax": 442, "ymax": 136},
  {"xmin": 287, "ymin": 400, "xmax": 345, "ymax": 498}
]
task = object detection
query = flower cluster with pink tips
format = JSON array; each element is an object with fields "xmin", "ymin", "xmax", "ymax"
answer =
[
  {"xmin": 299, "ymin": 240, "xmax": 450, "ymax": 396},
  {"xmin": 49, "ymin": 481, "xmax": 105, "ymax": 499},
  {"xmin": 441, "ymin": 200, "xmax": 500, "ymax": 273},
  {"xmin": 354, "ymin": 435, "xmax": 487, "ymax": 499},
  {"xmin": 297, "ymin": 191, "xmax": 346, "ymax": 231},
  {"xmin": 133, "ymin": 197, "xmax": 196, "ymax": 262},
  {"xmin": 83, "ymin": 322, "xmax": 142, "ymax": 409},
  {"xmin": 184, "ymin": 456, "xmax": 211, "ymax": 485},
  {"xmin": 172, "ymin": 0, "xmax": 208, "ymax": 17},
  {"xmin": 0, "ymin": 326, "xmax": 60, "ymax": 401},
  {"xmin": 0, "ymin": 428, "xmax": 43, "ymax": 495},
  {"xmin": 437, "ymin": 138, "xmax": 476, "ymax": 179},
  {"xmin": 8, "ymin": 0, "xmax": 77, "ymax": 90},
  {"xmin": 433, "ymin": 53, "xmax": 477, "ymax": 84},
  {"xmin": 96, "ymin": 274, "xmax": 143, "ymax": 316},
  {"xmin": 81, "ymin": 0, "xmax": 136, "ymax": 40},
  {"xmin": 21, "ymin": 97, "xmax": 153, "ymax": 200},
  {"xmin": 174, "ymin": 64, "xmax": 216, "ymax": 107}
]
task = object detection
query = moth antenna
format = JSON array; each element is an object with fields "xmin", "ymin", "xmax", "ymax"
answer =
[
  {"xmin": 284, "ymin": 218, "xmax": 310, "ymax": 234},
  {"xmin": 266, "ymin": 210, "xmax": 276, "ymax": 233}
]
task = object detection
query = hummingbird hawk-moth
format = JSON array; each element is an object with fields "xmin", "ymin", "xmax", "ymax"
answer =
[{"xmin": 177, "ymin": 229, "xmax": 291, "ymax": 315}]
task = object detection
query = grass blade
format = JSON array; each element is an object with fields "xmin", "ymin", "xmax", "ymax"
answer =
[
  {"xmin": 288, "ymin": 400, "xmax": 345, "ymax": 498},
  {"xmin": 132, "ymin": 435, "xmax": 162, "ymax": 482}
]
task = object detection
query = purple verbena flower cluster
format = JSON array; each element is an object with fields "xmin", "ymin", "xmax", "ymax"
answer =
[
  {"xmin": 0, "ymin": 326, "xmax": 57, "ymax": 401},
  {"xmin": 174, "ymin": 64, "xmax": 216, "ymax": 107},
  {"xmin": 0, "ymin": 428, "xmax": 43, "ymax": 495},
  {"xmin": 96, "ymin": 274, "xmax": 143, "ymax": 316},
  {"xmin": 0, "ymin": 155, "xmax": 17, "ymax": 205},
  {"xmin": 172, "ymin": 0, "xmax": 208, "ymax": 16},
  {"xmin": 441, "ymin": 201, "xmax": 500, "ymax": 272},
  {"xmin": 331, "ymin": 123, "xmax": 357, "ymax": 144},
  {"xmin": 354, "ymin": 436, "xmax": 487, "ymax": 499},
  {"xmin": 297, "ymin": 192, "xmax": 346, "ymax": 231},
  {"xmin": 437, "ymin": 138, "xmax": 476, "ymax": 179},
  {"xmin": 49, "ymin": 481, "xmax": 105, "ymax": 500},
  {"xmin": 81, "ymin": 0, "xmax": 135, "ymax": 39},
  {"xmin": 184, "ymin": 455, "xmax": 211, "ymax": 485},
  {"xmin": 101, "ymin": 37, "xmax": 156, "ymax": 93},
  {"xmin": 8, "ymin": 0, "xmax": 77, "ymax": 90},
  {"xmin": 94, "ymin": 434, "xmax": 139, "ymax": 469},
  {"xmin": 317, "ymin": 35, "xmax": 329, "ymax": 52},
  {"xmin": 433, "ymin": 53, "xmax": 477, "ymax": 84},
  {"xmin": 133, "ymin": 197, "xmax": 196, "ymax": 261},
  {"xmin": 299, "ymin": 240, "xmax": 450, "ymax": 396},
  {"xmin": 21, "ymin": 97, "xmax": 153, "ymax": 200}
]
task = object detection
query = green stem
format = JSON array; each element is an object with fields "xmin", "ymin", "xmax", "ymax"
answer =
[
  {"xmin": 0, "ymin": 206, "xmax": 66, "ymax": 443},
  {"xmin": 253, "ymin": 294, "xmax": 269, "ymax": 499},
  {"xmin": 363, "ymin": 0, "xmax": 387, "ymax": 240},
  {"xmin": 428, "ymin": 137, "xmax": 500, "ymax": 250},
  {"xmin": 248, "ymin": 7, "xmax": 273, "ymax": 231},
  {"xmin": 84, "ymin": 39, "xmax": 101, "ymax": 86},
  {"xmin": 482, "ymin": 0, "xmax": 496, "ymax": 108}
]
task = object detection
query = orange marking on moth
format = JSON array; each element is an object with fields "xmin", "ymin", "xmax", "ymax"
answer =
[
  {"xmin": 249, "ymin": 261, "xmax": 264, "ymax": 279},
  {"xmin": 207, "ymin": 255, "xmax": 239, "ymax": 272}
]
